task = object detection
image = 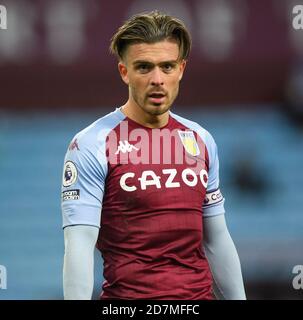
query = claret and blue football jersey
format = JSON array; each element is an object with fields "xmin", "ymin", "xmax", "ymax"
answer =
[{"xmin": 61, "ymin": 107, "xmax": 225, "ymax": 300}]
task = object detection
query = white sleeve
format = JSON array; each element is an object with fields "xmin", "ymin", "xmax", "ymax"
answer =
[
  {"xmin": 203, "ymin": 214, "xmax": 246, "ymax": 300},
  {"xmin": 61, "ymin": 131, "xmax": 108, "ymax": 228},
  {"xmin": 63, "ymin": 225, "xmax": 99, "ymax": 300},
  {"xmin": 202, "ymin": 132, "xmax": 225, "ymax": 217}
]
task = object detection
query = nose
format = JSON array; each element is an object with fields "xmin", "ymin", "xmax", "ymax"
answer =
[{"xmin": 150, "ymin": 67, "xmax": 164, "ymax": 86}]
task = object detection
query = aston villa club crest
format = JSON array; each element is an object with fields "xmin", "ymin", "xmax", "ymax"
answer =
[{"xmin": 178, "ymin": 130, "xmax": 200, "ymax": 156}]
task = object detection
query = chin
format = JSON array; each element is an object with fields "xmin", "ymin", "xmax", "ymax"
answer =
[{"xmin": 146, "ymin": 104, "xmax": 171, "ymax": 116}]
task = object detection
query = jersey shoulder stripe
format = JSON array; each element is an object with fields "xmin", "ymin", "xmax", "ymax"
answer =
[{"xmin": 72, "ymin": 108, "xmax": 126, "ymax": 149}]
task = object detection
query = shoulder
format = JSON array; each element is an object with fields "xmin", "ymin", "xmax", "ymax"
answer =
[{"xmin": 70, "ymin": 108, "xmax": 125, "ymax": 150}]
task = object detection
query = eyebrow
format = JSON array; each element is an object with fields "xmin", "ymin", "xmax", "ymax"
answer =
[{"xmin": 132, "ymin": 60, "xmax": 178, "ymax": 66}]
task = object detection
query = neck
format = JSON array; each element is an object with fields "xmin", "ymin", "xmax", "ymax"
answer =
[{"xmin": 120, "ymin": 100, "xmax": 169, "ymax": 129}]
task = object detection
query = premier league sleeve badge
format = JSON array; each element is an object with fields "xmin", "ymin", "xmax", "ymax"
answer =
[{"xmin": 63, "ymin": 161, "xmax": 78, "ymax": 187}]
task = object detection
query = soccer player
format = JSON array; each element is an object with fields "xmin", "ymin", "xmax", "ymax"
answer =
[{"xmin": 62, "ymin": 11, "xmax": 246, "ymax": 300}]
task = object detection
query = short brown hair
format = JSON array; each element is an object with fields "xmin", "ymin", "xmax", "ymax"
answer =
[{"xmin": 110, "ymin": 10, "xmax": 192, "ymax": 61}]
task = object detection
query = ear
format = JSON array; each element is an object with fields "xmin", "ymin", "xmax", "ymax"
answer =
[
  {"xmin": 178, "ymin": 60, "xmax": 187, "ymax": 81},
  {"xmin": 118, "ymin": 62, "xmax": 129, "ymax": 85}
]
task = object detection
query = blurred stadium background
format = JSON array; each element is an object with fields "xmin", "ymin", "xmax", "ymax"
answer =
[{"xmin": 0, "ymin": 0, "xmax": 303, "ymax": 299}]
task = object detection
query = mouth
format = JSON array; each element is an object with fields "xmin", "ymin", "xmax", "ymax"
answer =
[{"xmin": 147, "ymin": 92, "xmax": 166, "ymax": 104}]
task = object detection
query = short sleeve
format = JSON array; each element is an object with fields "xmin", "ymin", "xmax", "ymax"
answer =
[
  {"xmin": 61, "ymin": 133, "xmax": 107, "ymax": 228},
  {"xmin": 202, "ymin": 133, "xmax": 225, "ymax": 217}
]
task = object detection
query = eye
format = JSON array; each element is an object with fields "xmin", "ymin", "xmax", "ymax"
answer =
[
  {"xmin": 137, "ymin": 64, "xmax": 151, "ymax": 73},
  {"xmin": 162, "ymin": 63, "xmax": 174, "ymax": 73}
]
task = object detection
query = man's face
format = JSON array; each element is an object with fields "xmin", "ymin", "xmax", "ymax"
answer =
[{"xmin": 118, "ymin": 40, "xmax": 186, "ymax": 116}]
